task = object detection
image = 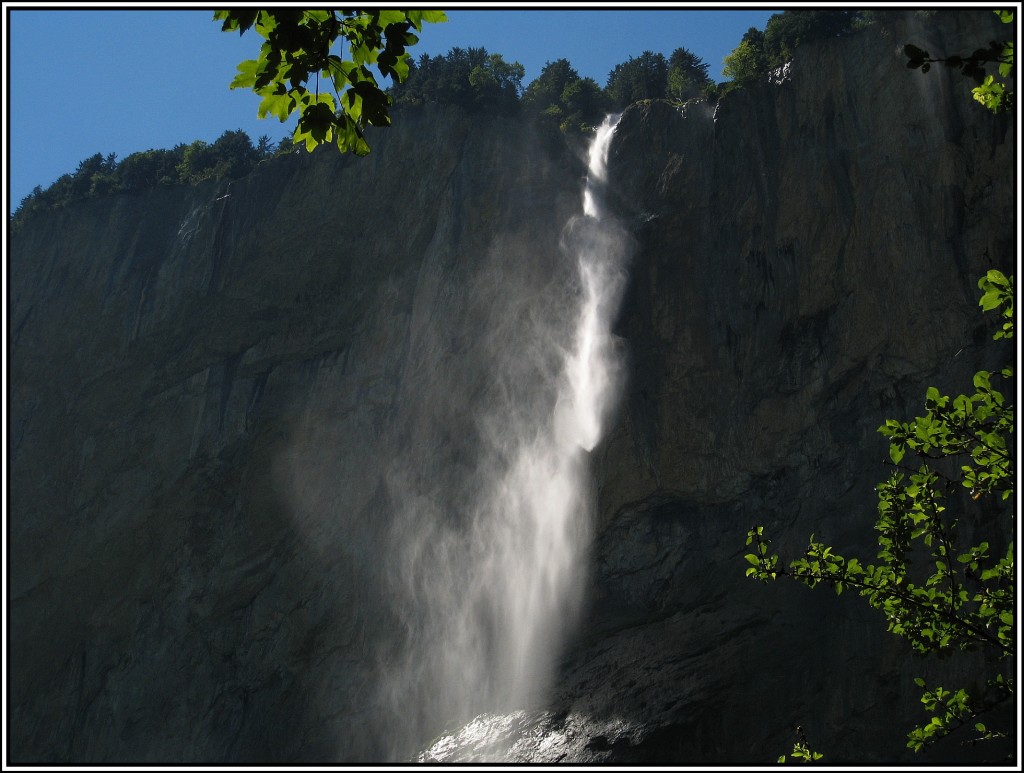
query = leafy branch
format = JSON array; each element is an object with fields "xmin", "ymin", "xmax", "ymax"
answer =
[
  {"xmin": 906, "ymin": 674, "xmax": 1014, "ymax": 751},
  {"xmin": 904, "ymin": 10, "xmax": 1015, "ymax": 114},
  {"xmin": 777, "ymin": 726, "xmax": 824, "ymax": 764},
  {"xmin": 746, "ymin": 526, "xmax": 1013, "ymax": 655},
  {"xmin": 744, "ymin": 270, "xmax": 1015, "ymax": 757},
  {"xmin": 214, "ymin": 9, "xmax": 447, "ymax": 154}
]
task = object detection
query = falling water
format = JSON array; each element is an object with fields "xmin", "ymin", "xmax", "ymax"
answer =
[{"xmin": 382, "ymin": 114, "xmax": 628, "ymax": 760}]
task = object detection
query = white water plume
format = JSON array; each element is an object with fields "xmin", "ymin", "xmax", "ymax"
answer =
[{"xmin": 382, "ymin": 114, "xmax": 628, "ymax": 760}]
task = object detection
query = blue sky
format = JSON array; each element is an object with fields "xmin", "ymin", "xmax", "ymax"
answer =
[{"xmin": 6, "ymin": 6, "xmax": 779, "ymax": 212}]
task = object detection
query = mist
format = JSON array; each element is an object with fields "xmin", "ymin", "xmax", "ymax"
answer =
[{"xmin": 275, "ymin": 116, "xmax": 633, "ymax": 760}]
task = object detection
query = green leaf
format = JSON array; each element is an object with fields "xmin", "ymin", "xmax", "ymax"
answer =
[
  {"xmin": 350, "ymin": 80, "xmax": 391, "ymax": 125},
  {"xmin": 407, "ymin": 10, "xmax": 448, "ymax": 30},
  {"xmin": 985, "ymin": 269, "xmax": 1008, "ymax": 286},
  {"xmin": 980, "ymin": 290, "xmax": 1003, "ymax": 311},
  {"xmin": 230, "ymin": 58, "xmax": 260, "ymax": 89},
  {"xmin": 257, "ymin": 91, "xmax": 294, "ymax": 121},
  {"xmin": 215, "ymin": 9, "xmax": 259, "ymax": 34},
  {"xmin": 299, "ymin": 9, "xmax": 329, "ymax": 24},
  {"xmin": 254, "ymin": 11, "xmax": 277, "ymax": 36},
  {"xmin": 914, "ymin": 677, "xmax": 926, "ymax": 687},
  {"xmin": 375, "ymin": 9, "xmax": 408, "ymax": 27}
]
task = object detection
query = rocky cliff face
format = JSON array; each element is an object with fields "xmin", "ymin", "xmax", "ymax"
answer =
[
  {"xmin": 10, "ymin": 107, "xmax": 585, "ymax": 762},
  {"xmin": 8, "ymin": 10, "xmax": 1015, "ymax": 765}
]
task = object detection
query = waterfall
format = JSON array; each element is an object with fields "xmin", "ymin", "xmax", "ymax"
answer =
[{"xmin": 382, "ymin": 115, "xmax": 628, "ymax": 760}]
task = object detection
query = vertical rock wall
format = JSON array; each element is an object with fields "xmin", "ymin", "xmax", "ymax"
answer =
[
  {"xmin": 9, "ymin": 107, "xmax": 582, "ymax": 762},
  {"xmin": 569, "ymin": 10, "xmax": 1015, "ymax": 764}
]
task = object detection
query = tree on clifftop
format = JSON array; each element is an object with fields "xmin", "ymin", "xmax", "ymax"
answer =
[
  {"xmin": 606, "ymin": 51, "xmax": 669, "ymax": 109},
  {"xmin": 666, "ymin": 47, "xmax": 712, "ymax": 101},
  {"xmin": 390, "ymin": 47, "xmax": 525, "ymax": 114},
  {"xmin": 722, "ymin": 28, "xmax": 768, "ymax": 84},
  {"xmin": 723, "ymin": 11, "xmax": 866, "ymax": 85},
  {"xmin": 521, "ymin": 58, "xmax": 608, "ymax": 134}
]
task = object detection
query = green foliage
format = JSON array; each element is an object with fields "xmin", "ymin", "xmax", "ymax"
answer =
[
  {"xmin": 666, "ymin": 47, "xmax": 712, "ymax": 102},
  {"xmin": 701, "ymin": 81, "xmax": 722, "ymax": 103},
  {"xmin": 176, "ymin": 129, "xmax": 263, "ymax": 184},
  {"xmin": 723, "ymin": 38, "xmax": 766, "ymax": 84},
  {"xmin": 777, "ymin": 727, "xmax": 824, "ymax": 763},
  {"xmin": 763, "ymin": 10, "xmax": 863, "ymax": 67},
  {"xmin": 214, "ymin": 9, "xmax": 447, "ymax": 155},
  {"xmin": 10, "ymin": 129, "xmax": 281, "ymax": 228},
  {"xmin": 745, "ymin": 272, "xmax": 1015, "ymax": 757},
  {"xmin": 255, "ymin": 134, "xmax": 275, "ymax": 157},
  {"xmin": 521, "ymin": 58, "xmax": 608, "ymax": 135},
  {"xmin": 778, "ymin": 744, "xmax": 823, "ymax": 764},
  {"xmin": 978, "ymin": 269, "xmax": 1015, "ymax": 340},
  {"xmin": 390, "ymin": 46, "xmax": 524, "ymax": 114},
  {"xmin": 904, "ymin": 11, "xmax": 1015, "ymax": 114},
  {"xmin": 905, "ymin": 675, "xmax": 1014, "ymax": 751},
  {"xmin": 606, "ymin": 51, "xmax": 669, "ymax": 110},
  {"xmin": 470, "ymin": 52, "xmax": 525, "ymax": 111},
  {"xmin": 522, "ymin": 58, "xmax": 579, "ymax": 111},
  {"xmin": 117, "ymin": 148, "xmax": 185, "ymax": 191},
  {"xmin": 723, "ymin": 12, "xmax": 867, "ymax": 87},
  {"xmin": 559, "ymin": 77, "xmax": 606, "ymax": 132},
  {"xmin": 523, "ymin": 48, "xmax": 709, "ymax": 127}
]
